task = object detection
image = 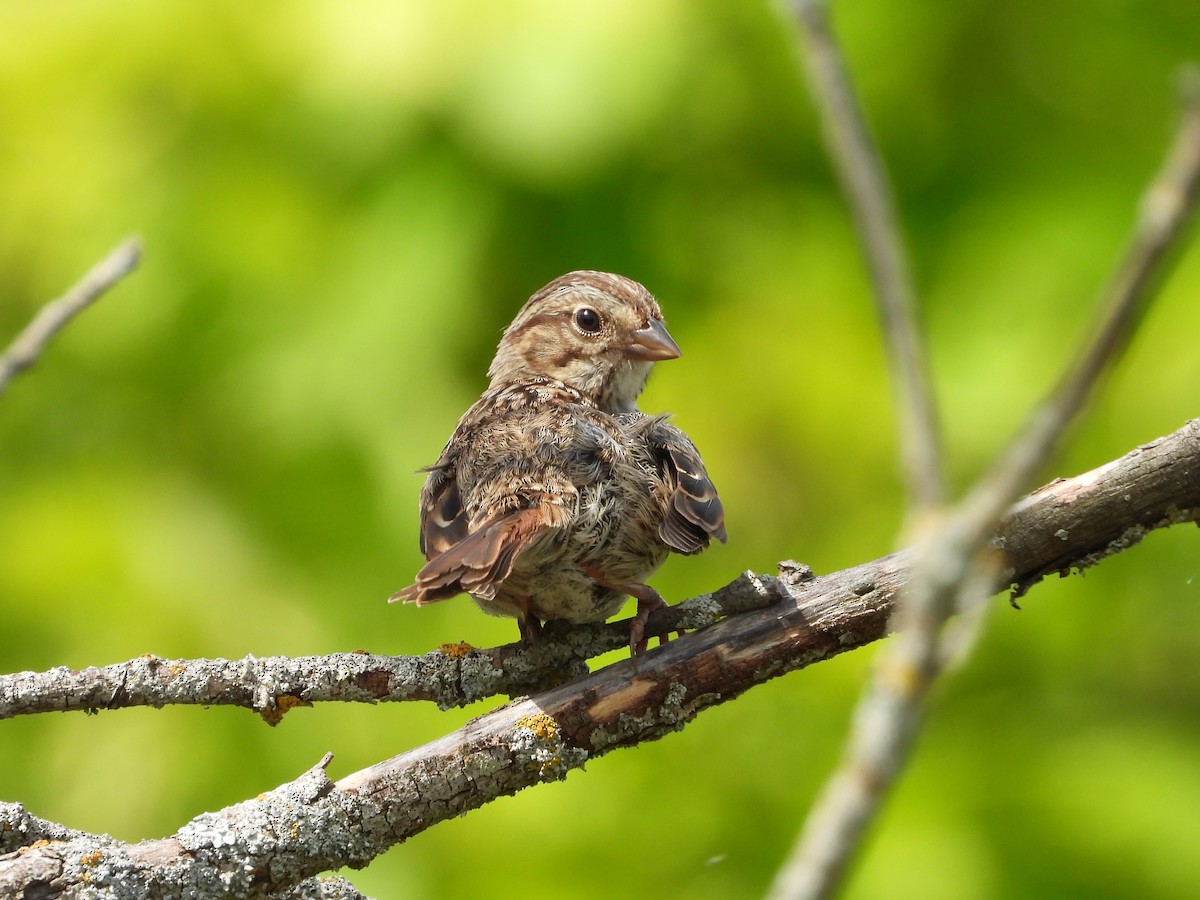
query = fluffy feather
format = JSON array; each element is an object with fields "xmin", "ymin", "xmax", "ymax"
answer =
[{"xmin": 391, "ymin": 271, "xmax": 726, "ymax": 653}]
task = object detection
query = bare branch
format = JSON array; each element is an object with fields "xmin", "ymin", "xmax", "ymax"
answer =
[
  {"xmin": 771, "ymin": 72, "xmax": 1200, "ymax": 900},
  {"xmin": 0, "ymin": 581, "xmax": 775, "ymax": 722},
  {"xmin": 960, "ymin": 67, "xmax": 1200, "ymax": 537},
  {"xmin": 2, "ymin": 421, "xmax": 1198, "ymax": 897},
  {"xmin": 787, "ymin": 0, "xmax": 943, "ymax": 511},
  {"xmin": 0, "ymin": 236, "xmax": 142, "ymax": 398},
  {"xmin": 0, "ymin": 797, "xmax": 372, "ymax": 900}
]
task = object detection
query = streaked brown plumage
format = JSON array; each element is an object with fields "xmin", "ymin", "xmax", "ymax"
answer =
[{"xmin": 391, "ymin": 271, "xmax": 726, "ymax": 653}]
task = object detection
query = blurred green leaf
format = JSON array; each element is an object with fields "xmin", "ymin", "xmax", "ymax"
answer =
[{"xmin": 1, "ymin": 1, "xmax": 1198, "ymax": 897}]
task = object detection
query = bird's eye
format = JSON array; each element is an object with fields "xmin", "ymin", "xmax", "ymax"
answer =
[{"xmin": 574, "ymin": 307, "xmax": 602, "ymax": 334}]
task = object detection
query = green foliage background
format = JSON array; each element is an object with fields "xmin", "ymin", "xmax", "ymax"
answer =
[{"xmin": 2, "ymin": 1, "xmax": 1199, "ymax": 897}]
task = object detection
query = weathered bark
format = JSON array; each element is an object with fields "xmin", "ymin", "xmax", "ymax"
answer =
[
  {"xmin": 1, "ymin": 419, "xmax": 1197, "ymax": 898},
  {"xmin": 0, "ymin": 585, "xmax": 771, "ymax": 722}
]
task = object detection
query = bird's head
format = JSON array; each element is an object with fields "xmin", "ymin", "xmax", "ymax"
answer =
[{"xmin": 488, "ymin": 271, "xmax": 681, "ymax": 413}]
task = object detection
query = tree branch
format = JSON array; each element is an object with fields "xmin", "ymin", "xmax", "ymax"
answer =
[
  {"xmin": 771, "ymin": 67, "xmax": 1200, "ymax": 900},
  {"xmin": 788, "ymin": 0, "xmax": 943, "ymax": 511},
  {"xmin": 961, "ymin": 65, "xmax": 1200, "ymax": 539},
  {"xmin": 0, "ymin": 798, "xmax": 370, "ymax": 900},
  {"xmin": 3, "ymin": 421, "xmax": 1197, "ymax": 897},
  {"xmin": 0, "ymin": 237, "xmax": 142, "ymax": 398},
  {"xmin": 0, "ymin": 580, "xmax": 775, "ymax": 722}
]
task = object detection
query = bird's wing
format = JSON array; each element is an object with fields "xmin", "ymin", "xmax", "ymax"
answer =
[
  {"xmin": 416, "ymin": 463, "xmax": 469, "ymax": 560},
  {"xmin": 391, "ymin": 504, "xmax": 566, "ymax": 605},
  {"xmin": 641, "ymin": 416, "xmax": 727, "ymax": 554}
]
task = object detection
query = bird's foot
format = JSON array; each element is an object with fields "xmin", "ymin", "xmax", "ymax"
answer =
[
  {"xmin": 627, "ymin": 586, "xmax": 670, "ymax": 656},
  {"xmin": 518, "ymin": 613, "xmax": 543, "ymax": 645}
]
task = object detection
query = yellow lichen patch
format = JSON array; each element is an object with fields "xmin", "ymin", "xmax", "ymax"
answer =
[
  {"xmin": 19, "ymin": 839, "xmax": 51, "ymax": 853},
  {"xmin": 511, "ymin": 711, "xmax": 583, "ymax": 779},
  {"xmin": 138, "ymin": 653, "xmax": 161, "ymax": 662},
  {"xmin": 167, "ymin": 663, "xmax": 187, "ymax": 679},
  {"xmin": 438, "ymin": 641, "xmax": 475, "ymax": 658},
  {"xmin": 259, "ymin": 694, "xmax": 308, "ymax": 727},
  {"xmin": 289, "ymin": 822, "xmax": 301, "ymax": 840},
  {"xmin": 79, "ymin": 850, "xmax": 103, "ymax": 867},
  {"xmin": 515, "ymin": 712, "xmax": 558, "ymax": 741}
]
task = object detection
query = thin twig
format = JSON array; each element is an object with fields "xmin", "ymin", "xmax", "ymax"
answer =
[
  {"xmin": 788, "ymin": 0, "xmax": 943, "ymax": 511},
  {"xmin": 959, "ymin": 66, "xmax": 1200, "ymax": 537},
  {"xmin": 770, "ymin": 72, "xmax": 1200, "ymax": 900},
  {"xmin": 0, "ymin": 579, "xmax": 776, "ymax": 721},
  {"xmin": 0, "ymin": 236, "xmax": 142, "ymax": 397}
]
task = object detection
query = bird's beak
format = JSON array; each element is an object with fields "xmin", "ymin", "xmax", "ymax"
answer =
[{"xmin": 624, "ymin": 318, "xmax": 682, "ymax": 361}]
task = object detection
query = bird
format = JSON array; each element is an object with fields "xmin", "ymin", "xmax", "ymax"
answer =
[{"xmin": 390, "ymin": 270, "xmax": 726, "ymax": 653}]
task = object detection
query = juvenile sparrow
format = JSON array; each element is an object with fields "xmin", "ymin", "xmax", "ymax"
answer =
[{"xmin": 391, "ymin": 271, "xmax": 726, "ymax": 653}]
